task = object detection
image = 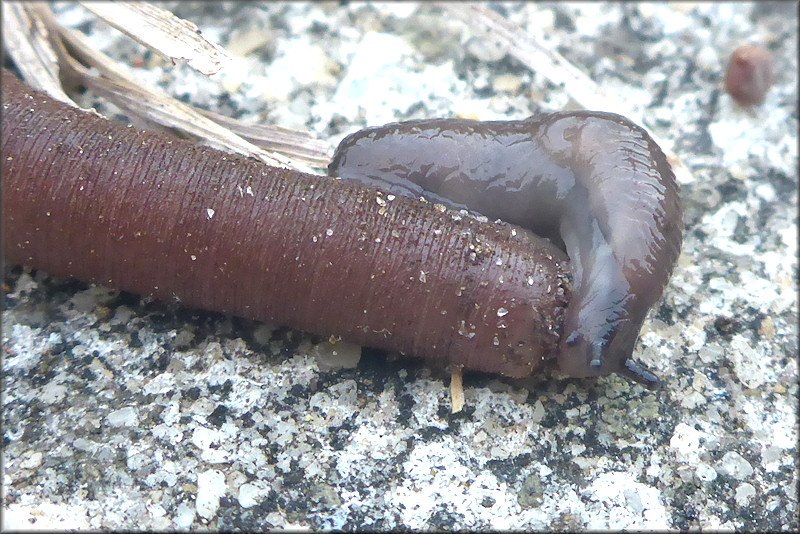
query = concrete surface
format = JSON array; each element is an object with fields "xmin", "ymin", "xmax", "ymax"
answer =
[{"xmin": 3, "ymin": 2, "xmax": 797, "ymax": 530}]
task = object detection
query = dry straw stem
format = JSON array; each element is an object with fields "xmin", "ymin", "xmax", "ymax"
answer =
[
  {"xmin": 79, "ymin": 1, "xmax": 232, "ymax": 76},
  {"xmin": 1, "ymin": 2, "xmax": 74, "ymax": 106},
  {"xmin": 195, "ymin": 108, "xmax": 332, "ymax": 169},
  {"xmin": 440, "ymin": 3, "xmax": 693, "ymax": 185},
  {"xmin": 2, "ymin": 2, "xmax": 328, "ymax": 173},
  {"xmin": 450, "ymin": 367, "xmax": 465, "ymax": 414}
]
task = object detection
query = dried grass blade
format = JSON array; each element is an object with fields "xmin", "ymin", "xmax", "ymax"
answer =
[
  {"xmin": 197, "ymin": 108, "xmax": 332, "ymax": 168},
  {"xmin": 79, "ymin": 1, "xmax": 232, "ymax": 75},
  {"xmin": 1, "ymin": 2, "xmax": 75, "ymax": 106},
  {"xmin": 33, "ymin": 5, "xmax": 316, "ymax": 173}
]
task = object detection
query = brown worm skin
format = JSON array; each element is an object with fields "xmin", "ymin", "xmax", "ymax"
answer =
[
  {"xmin": 1, "ymin": 69, "xmax": 571, "ymax": 379},
  {"xmin": 329, "ymin": 112, "xmax": 684, "ymax": 388}
]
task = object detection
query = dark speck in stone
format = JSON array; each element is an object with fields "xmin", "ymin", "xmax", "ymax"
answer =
[
  {"xmin": 473, "ymin": 84, "xmax": 498, "ymax": 98},
  {"xmin": 418, "ymin": 425, "xmax": 447, "ymax": 441},
  {"xmin": 732, "ymin": 216, "xmax": 749, "ymax": 244},
  {"xmin": 756, "ymin": 202, "xmax": 776, "ymax": 229},
  {"xmin": 208, "ymin": 379, "xmax": 233, "ymax": 398},
  {"xmin": 282, "ymin": 458, "xmax": 306, "ymax": 488},
  {"xmin": 622, "ymin": 5, "xmax": 664, "ymax": 42},
  {"xmin": 261, "ymin": 490, "xmax": 280, "ymax": 513},
  {"xmin": 395, "ymin": 393, "xmax": 416, "ymax": 427},
  {"xmin": 651, "ymin": 80, "xmax": 669, "ymax": 108},
  {"xmin": 558, "ymin": 389, "xmax": 590, "ymax": 412},
  {"xmin": 743, "ymin": 306, "xmax": 766, "ymax": 333},
  {"xmin": 717, "ymin": 181, "xmax": 744, "ymax": 203},
  {"xmin": 693, "ymin": 227, "xmax": 708, "ymax": 241},
  {"xmin": 128, "ymin": 331, "xmax": 143, "ymax": 348},
  {"xmin": 289, "ymin": 383, "xmax": 306, "ymax": 398},
  {"xmin": 582, "ymin": 428, "xmax": 602, "ymax": 450},
  {"xmin": 436, "ymin": 403, "xmax": 452, "ymax": 420},
  {"xmin": 673, "ymin": 500, "xmax": 699, "ymax": 530},
  {"xmin": 309, "ymin": 20, "xmax": 329, "ymax": 34},
  {"xmin": 49, "ymin": 340, "xmax": 68, "ymax": 356},
  {"xmin": 328, "ymin": 416, "xmax": 358, "ymax": 451},
  {"xmin": 403, "ymin": 100, "xmax": 426, "ymax": 117},
  {"xmin": 29, "ymin": 367, "xmax": 55, "ymax": 388},
  {"xmin": 184, "ymin": 387, "xmax": 201, "ymax": 401},
  {"xmin": 553, "ymin": 7, "xmax": 576, "ymax": 31},
  {"xmin": 21, "ymin": 423, "xmax": 38, "ymax": 444},
  {"xmin": 539, "ymin": 407, "xmax": 563, "ymax": 429},
  {"xmin": 154, "ymin": 352, "xmax": 169, "ymax": 372},
  {"xmin": 679, "ymin": 59, "xmax": 697, "ymax": 87},
  {"xmin": 714, "ymin": 315, "xmax": 742, "ymax": 338},
  {"xmin": 448, "ymin": 405, "xmax": 475, "ymax": 424},
  {"xmin": 428, "ymin": 509, "xmax": 459, "ymax": 529},
  {"xmin": 485, "ymin": 453, "xmax": 532, "ymax": 484},
  {"xmin": 216, "ymin": 91, "xmax": 232, "ymax": 108},
  {"xmin": 108, "ymin": 323, "xmax": 128, "ymax": 334},
  {"xmin": 767, "ymin": 168, "xmax": 795, "ymax": 198},
  {"xmin": 655, "ymin": 303, "xmax": 675, "ymax": 325},
  {"xmin": 208, "ymin": 404, "xmax": 229, "ymax": 428},
  {"xmin": 75, "ymin": 20, "xmax": 94, "ymax": 35},
  {"xmin": 240, "ymin": 412, "xmax": 255, "ymax": 428}
]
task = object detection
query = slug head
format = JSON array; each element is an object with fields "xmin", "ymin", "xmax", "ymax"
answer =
[{"xmin": 558, "ymin": 329, "xmax": 660, "ymax": 390}]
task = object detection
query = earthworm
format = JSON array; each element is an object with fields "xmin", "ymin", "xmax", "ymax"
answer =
[
  {"xmin": 329, "ymin": 112, "xmax": 684, "ymax": 388},
  {"xmin": 1, "ymin": 69, "xmax": 571, "ymax": 379}
]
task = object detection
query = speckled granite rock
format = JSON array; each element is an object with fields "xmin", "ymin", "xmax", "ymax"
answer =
[{"xmin": 3, "ymin": 2, "xmax": 797, "ymax": 531}]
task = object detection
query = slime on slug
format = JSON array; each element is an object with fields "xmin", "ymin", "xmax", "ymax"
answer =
[{"xmin": 329, "ymin": 111, "xmax": 683, "ymax": 389}]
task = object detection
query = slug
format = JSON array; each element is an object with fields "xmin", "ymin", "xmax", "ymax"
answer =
[
  {"xmin": 1, "ymin": 69, "xmax": 571, "ymax": 379},
  {"xmin": 328, "ymin": 111, "xmax": 683, "ymax": 388}
]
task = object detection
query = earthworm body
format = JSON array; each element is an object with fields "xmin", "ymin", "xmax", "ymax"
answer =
[
  {"xmin": 2, "ymin": 70, "xmax": 571, "ymax": 379},
  {"xmin": 329, "ymin": 112, "xmax": 684, "ymax": 388}
]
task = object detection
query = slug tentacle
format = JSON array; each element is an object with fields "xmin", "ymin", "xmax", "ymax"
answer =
[
  {"xmin": 621, "ymin": 359, "xmax": 661, "ymax": 390},
  {"xmin": 329, "ymin": 111, "xmax": 683, "ymax": 387}
]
